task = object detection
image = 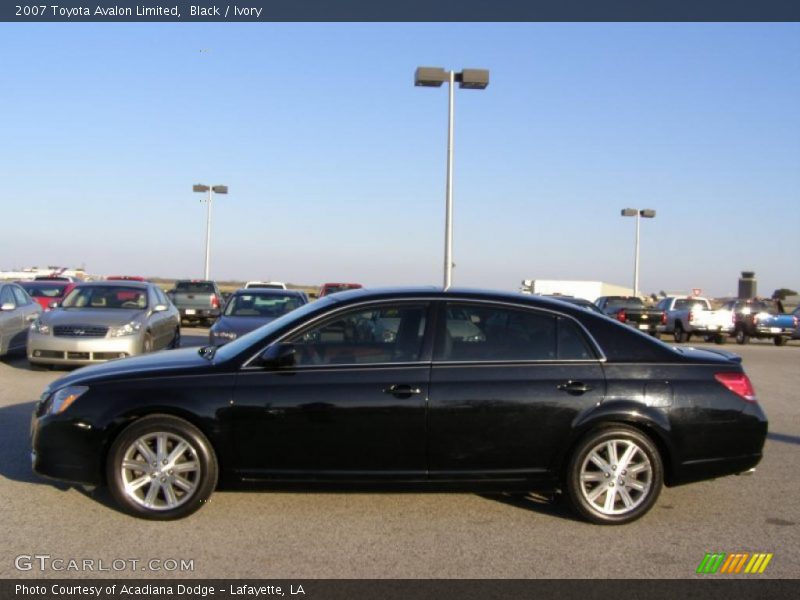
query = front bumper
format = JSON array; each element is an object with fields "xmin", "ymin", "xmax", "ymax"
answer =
[
  {"xmin": 30, "ymin": 407, "xmax": 104, "ymax": 485},
  {"xmin": 27, "ymin": 331, "xmax": 142, "ymax": 365}
]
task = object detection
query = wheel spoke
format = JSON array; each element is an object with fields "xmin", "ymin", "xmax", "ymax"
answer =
[
  {"xmin": 589, "ymin": 451, "xmax": 610, "ymax": 471},
  {"xmin": 587, "ymin": 484, "xmax": 607, "ymax": 503},
  {"xmin": 628, "ymin": 480, "xmax": 647, "ymax": 492},
  {"xmin": 167, "ymin": 441, "xmax": 189, "ymax": 465},
  {"xmin": 125, "ymin": 474, "xmax": 150, "ymax": 492},
  {"xmin": 603, "ymin": 487, "xmax": 617, "ymax": 512},
  {"xmin": 173, "ymin": 475, "xmax": 194, "ymax": 492},
  {"xmin": 162, "ymin": 482, "xmax": 179, "ymax": 508},
  {"xmin": 618, "ymin": 487, "xmax": 634, "ymax": 508},
  {"xmin": 156, "ymin": 434, "xmax": 168, "ymax": 463},
  {"xmin": 581, "ymin": 472, "xmax": 605, "ymax": 482},
  {"xmin": 135, "ymin": 440, "xmax": 156, "ymax": 464},
  {"xmin": 122, "ymin": 459, "xmax": 149, "ymax": 473},
  {"xmin": 172, "ymin": 460, "xmax": 199, "ymax": 474},
  {"xmin": 143, "ymin": 481, "xmax": 160, "ymax": 507},
  {"xmin": 628, "ymin": 462, "xmax": 649, "ymax": 475},
  {"xmin": 606, "ymin": 441, "xmax": 619, "ymax": 467},
  {"xmin": 617, "ymin": 444, "xmax": 637, "ymax": 472}
]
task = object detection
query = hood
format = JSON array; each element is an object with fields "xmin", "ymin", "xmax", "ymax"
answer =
[
  {"xmin": 45, "ymin": 346, "xmax": 213, "ymax": 390},
  {"xmin": 212, "ymin": 315, "xmax": 276, "ymax": 337},
  {"xmin": 41, "ymin": 308, "xmax": 146, "ymax": 328}
]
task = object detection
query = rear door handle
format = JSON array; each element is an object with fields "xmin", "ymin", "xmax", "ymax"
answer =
[
  {"xmin": 557, "ymin": 380, "xmax": 593, "ymax": 394},
  {"xmin": 383, "ymin": 384, "xmax": 422, "ymax": 397}
]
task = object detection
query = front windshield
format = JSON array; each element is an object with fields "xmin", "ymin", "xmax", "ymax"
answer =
[
  {"xmin": 212, "ymin": 296, "xmax": 337, "ymax": 362},
  {"xmin": 224, "ymin": 293, "xmax": 304, "ymax": 317},
  {"xmin": 61, "ymin": 286, "xmax": 148, "ymax": 310}
]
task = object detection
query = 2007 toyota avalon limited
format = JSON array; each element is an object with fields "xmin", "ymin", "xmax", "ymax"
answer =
[{"xmin": 30, "ymin": 288, "xmax": 767, "ymax": 523}]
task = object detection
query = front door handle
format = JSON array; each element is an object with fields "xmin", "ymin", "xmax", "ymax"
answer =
[
  {"xmin": 557, "ymin": 380, "xmax": 593, "ymax": 394},
  {"xmin": 383, "ymin": 384, "xmax": 422, "ymax": 397}
]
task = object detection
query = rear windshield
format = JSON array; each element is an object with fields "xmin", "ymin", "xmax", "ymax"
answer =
[
  {"xmin": 740, "ymin": 301, "xmax": 782, "ymax": 315},
  {"xmin": 224, "ymin": 293, "xmax": 304, "ymax": 317},
  {"xmin": 20, "ymin": 283, "xmax": 68, "ymax": 298},
  {"xmin": 175, "ymin": 281, "xmax": 215, "ymax": 293},
  {"xmin": 674, "ymin": 298, "xmax": 710, "ymax": 310},
  {"xmin": 324, "ymin": 284, "xmax": 360, "ymax": 295},
  {"xmin": 604, "ymin": 297, "xmax": 644, "ymax": 309},
  {"xmin": 62, "ymin": 286, "xmax": 148, "ymax": 309}
]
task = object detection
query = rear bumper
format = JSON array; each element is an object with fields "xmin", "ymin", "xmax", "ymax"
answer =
[{"xmin": 179, "ymin": 308, "xmax": 220, "ymax": 320}]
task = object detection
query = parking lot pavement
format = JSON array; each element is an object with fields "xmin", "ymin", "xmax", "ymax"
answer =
[{"xmin": 1, "ymin": 332, "xmax": 798, "ymax": 578}]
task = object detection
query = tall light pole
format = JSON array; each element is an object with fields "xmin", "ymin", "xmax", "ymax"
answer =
[
  {"xmin": 620, "ymin": 208, "xmax": 656, "ymax": 297},
  {"xmin": 415, "ymin": 67, "xmax": 489, "ymax": 290},
  {"xmin": 193, "ymin": 184, "xmax": 228, "ymax": 279}
]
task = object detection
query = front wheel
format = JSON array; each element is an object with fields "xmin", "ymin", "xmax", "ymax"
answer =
[
  {"xmin": 714, "ymin": 334, "xmax": 726, "ymax": 345},
  {"xmin": 106, "ymin": 415, "xmax": 218, "ymax": 520},
  {"xmin": 735, "ymin": 327, "xmax": 750, "ymax": 345},
  {"xmin": 774, "ymin": 336, "xmax": 787, "ymax": 347},
  {"xmin": 565, "ymin": 426, "xmax": 663, "ymax": 525}
]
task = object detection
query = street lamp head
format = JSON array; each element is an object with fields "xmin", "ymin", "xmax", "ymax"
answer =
[
  {"xmin": 212, "ymin": 185, "xmax": 229, "ymax": 194},
  {"xmin": 458, "ymin": 69, "xmax": 489, "ymax": 90},
  {"xmin": 193, "ymin": 184, "xmax": 210, "ymax": 193},
  {"xmin": 640, "ymin": 209, "xmax": 656, "ymax": 218},
  {"xmin": 414, "ymin": 67, "xmax": 448, "ymax": 87},
  {"xmin": 620, "ymin": 208, "xmax": 637, "ymax": 217}
]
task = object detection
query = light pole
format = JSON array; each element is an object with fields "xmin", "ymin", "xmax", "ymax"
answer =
[
  {"xmin": 415, "ymin": 67, "xmax": 489, "ymax": 290},
  {"xmin": 193, "ymin": 184, "xmax": 228, "ymax": 279},
  {"xmin": 620, "ymin": 208, "xmax": 656, "ymax": 297}
]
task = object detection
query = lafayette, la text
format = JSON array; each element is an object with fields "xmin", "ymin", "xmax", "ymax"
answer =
[
  {"xmin": 47, "ymin": 5, "xmax": 265, "ymax": 18},
  {"xmin": 16, "ymin": 584, "xmax": 305, "ymax": 597}
]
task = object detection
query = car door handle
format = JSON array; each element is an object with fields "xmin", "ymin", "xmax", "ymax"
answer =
[
  {"xmin": 383, "ymin": 384, "xmax": 422, "ymax": 396},
  {"xmin": 557, "ymin": 381, "xmax": 593, "ymax": 394}
]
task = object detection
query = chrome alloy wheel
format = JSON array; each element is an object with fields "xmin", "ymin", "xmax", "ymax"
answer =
[
  {"xmin": 579, "ymin": 439, "xmax": 653, "ymax": 516},
  {"xmin": 120, "ymin": 432, "xmax": 201, "ymax": 511}
]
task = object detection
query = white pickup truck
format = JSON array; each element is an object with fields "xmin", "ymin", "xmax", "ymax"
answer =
[{"xmin": 655, "ymin": 296, "xmax": 733, "ymax": 344}]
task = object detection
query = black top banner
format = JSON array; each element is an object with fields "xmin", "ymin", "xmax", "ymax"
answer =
[{"xmin": 4, "ymin": 1, "xmax": 800, "ymax": 22}]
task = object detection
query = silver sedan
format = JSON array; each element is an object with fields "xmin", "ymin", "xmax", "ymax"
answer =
[
  {"xmin": 27, "ymin": 281, "xmax": 180, "ymax": 367},
  {"xmin": 0, "ymin": 282, "xmax": 42, "ymax": 357}
]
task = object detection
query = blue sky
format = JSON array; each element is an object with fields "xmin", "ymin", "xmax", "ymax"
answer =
[{"xmin": 1, "ymin": 23, "xmax": 798, "ymax": 296}]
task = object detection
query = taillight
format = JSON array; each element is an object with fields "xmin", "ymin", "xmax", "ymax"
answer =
[
  {"xmin": 616, "ymin": 309, "xmax": 627, "ymax": 323},
  {"xmin": 660, "ymin": 311, "xmax": 667, "ymax": 325},
  {"xmin": 688, "ymin": 310, "xmax": 694, "ymax": 323},
  {"xmin": 714, "ymin": 372, "xmax": 757, "ymax": 402},
  {"xmin": 211, "ymin": 295, "xmax": 220, "ymax": 309}
]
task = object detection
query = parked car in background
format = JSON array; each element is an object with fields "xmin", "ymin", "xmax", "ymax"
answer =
[
  {"xmin": 0, "ymin": 283, "xmax": 41, "ymax": 357},
  {"xmin": 541, "ymin": 295, "xmax": 604, "ymax": 314},
  {"xmin": 244, "ymin": 281, "xmax": 288, "ymax": 290},
  {"xmin": 792, "ymin": 306, "xmax": 800, "ymax": 340},
  {"xmin": 18, "ymin": 280, "xmax": 76, "ymax": 311},
  {"xmin": 169, "ymin": 280, "xmax": 223, "ymax": 326},
  {"xmin": 106, "ymin": 276, "xmax": 146, "ymax": 282},
  {"xmin": 594, "ymin": 296, "xmax": 664, "ymax": 336},
  {"xmin": 27, "ymin": 281, "xmax": 180, "ymax": 367},
  {"xmin": 318, "ymin": 282, "xmax": 363, "ymax": 297},
  {"xmin": 31, "ymin": 288, "xmax": 766, "ymax": 523},
  {"xmin": 655, "ymin": 296, "xmax": 733, "ymax": 344},
  {"xmin": 724, "ymin": 298, "xmax": 797, "ymax": 346},
  {"xmin": 209, "ymin": 289, "xmax": 308, "ymax": 346},
  {"xmin": 34, "ymin": 275, "xmax": 78, "ymax": 283}
]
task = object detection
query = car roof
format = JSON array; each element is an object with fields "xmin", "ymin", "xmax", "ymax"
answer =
[{"xmin": 233, "ymin": 288, "xmax": 304, "ymax": 296}]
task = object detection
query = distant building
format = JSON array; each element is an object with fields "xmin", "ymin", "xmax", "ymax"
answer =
[
  {"xmin": 520, "ymin": 279, "xmax": 633, "ymax": 302},
  {"xmin": 0, "ymin": 266, "xmax": 88, "ymax": 281}
]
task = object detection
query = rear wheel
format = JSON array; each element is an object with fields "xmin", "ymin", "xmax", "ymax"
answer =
[
  {"xmin": 774, "ymin": 336, "xmax": 787, "ymax": 347},
  {"xmin": 674, "ymin": 324, "xmax": 687, "ymax": 343},
  {"xmin": 735, "ymin": 327, "xmax": 750, "ymax": 345},
  {"xmin": 714, "ymin": 334, "xmax": 726, "ymax": 345},
  {"xmin": 106, "ymin": 415, "xmax": 217, "ymax": 520},
  {"xmin": 565, "ymin": 426, "xmax": 663, "ymax": 525}
]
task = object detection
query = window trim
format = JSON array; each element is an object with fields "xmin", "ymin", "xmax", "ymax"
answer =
[
  {"xmin": 241, "ymin": 298, "xmax": 437, "ymax": 370},
  {"xmin": 431, "ymin": 298, "xmax": 607, "ymax": 365}
]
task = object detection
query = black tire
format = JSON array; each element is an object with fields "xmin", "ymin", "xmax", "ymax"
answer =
[
  {"xmin": 673, "ymin": 324, "xmax": 687, "ymax": 343},
  {"xmin": 714, "ymin": 334, "xmax": 726, "ymax": 345},
  {"xmin": 106, "ymin": 414, "xmax": 218, "ymax": 520},
  {"xmin": 735, "ymin": 327, "xmax": 749, "ymax": 345},
  {"xmin": 565, "ymin": 425, "xmax": 663, "ymax": 525},
  {"xmin": 170, "ymin": 327, "xmax": 181, "ymax": 349},
  {"xmin": 774, "ymin": 336, "xmax": 787, "ymax": 347},
  {"xmin": 142, "ymin": 332, "xmax": 154, "ymax": 354}
]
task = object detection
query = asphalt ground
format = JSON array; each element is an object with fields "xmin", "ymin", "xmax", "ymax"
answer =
[{"xmin": 1, "ymin": 330, "xmax": 798, "ymax": 579}]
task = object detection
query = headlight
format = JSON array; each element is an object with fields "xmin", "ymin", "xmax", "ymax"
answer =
[
  {"xmin": 30, "ymin": 319, "xmax": 50, "ymax": 335},
  {"xmin": 107, "ymin": 321, "xmax": 142, "ymax": 337},
  {"xmin": 214, "ymin": 331, "xmax": 237, "ymax": 340},
  {"xmin": 49, "ymin": 386, "xmax": 89, "ymax": 415}
]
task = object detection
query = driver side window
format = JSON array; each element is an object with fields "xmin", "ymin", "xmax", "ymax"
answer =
[{"xmin": 286, "ymin": 303, "xmax": 428, "ymax": 366}]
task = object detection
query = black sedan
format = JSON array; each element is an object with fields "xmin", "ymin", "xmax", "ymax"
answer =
[{"xmin": 30, "ymin": 288, "xmax": 767, "ymax": 523}]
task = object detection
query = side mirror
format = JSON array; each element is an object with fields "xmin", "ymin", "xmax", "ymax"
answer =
[
  {"xmin": 0, "ymin": 302, "xmax": 15, "ymax": 311},
  {"xmin": 153, "ymin": 304, "xmax": 168, "ymax": 313},
  {"xmin": 258, "ymin": 343, "xmax": 296, "ymax": 369}
]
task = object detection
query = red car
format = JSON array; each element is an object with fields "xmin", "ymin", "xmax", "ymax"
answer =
[
  {"xmin": 318, "ymin": 282, "xmax": 363, "ymax": 297},
  {"xmin": 18, "ymin": 280, "xmax": 76, "ymax": 310}
]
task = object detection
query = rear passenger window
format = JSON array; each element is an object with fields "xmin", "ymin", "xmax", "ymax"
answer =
[{"xmin": 438, "ymin": 304, "xmax": 596, "ymax": 362}]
